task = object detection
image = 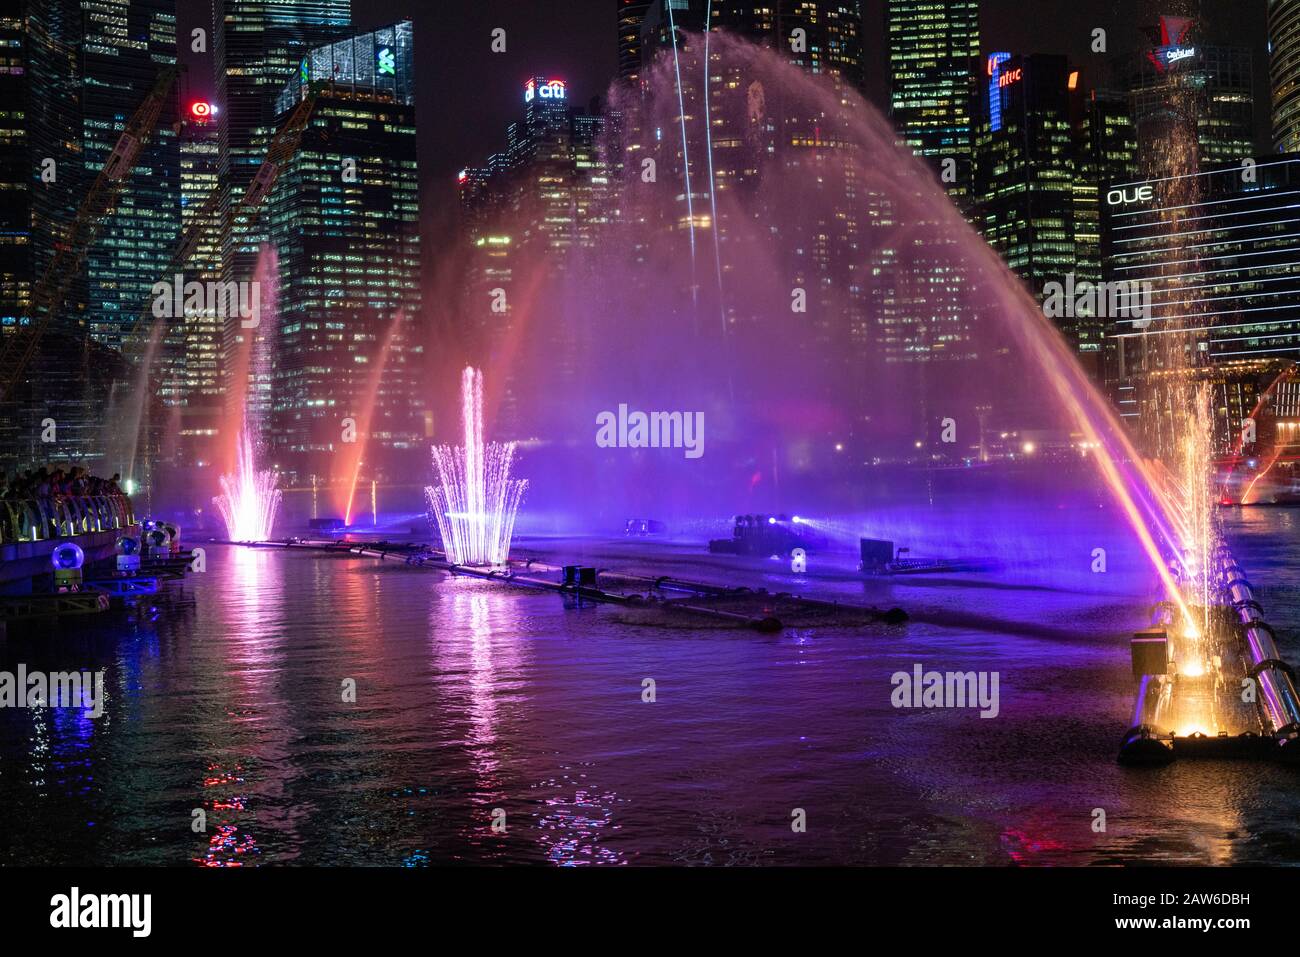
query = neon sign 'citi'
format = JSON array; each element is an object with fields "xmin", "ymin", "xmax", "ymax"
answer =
[{"xmin": 525, "ymin": 78, "xmax": 566, "ymax": 103}]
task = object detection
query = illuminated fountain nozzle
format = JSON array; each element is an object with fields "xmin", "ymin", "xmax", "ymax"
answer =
[
  {"xmin": 425, "ymin": 367, "xmax": 527, "ymax": 567},
  {"xmin": 213, "ymin": 425, "xmax": 282, "ymax": 542}
]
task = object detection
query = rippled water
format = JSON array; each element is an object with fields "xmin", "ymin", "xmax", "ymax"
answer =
[{"xmin": 2, "ymin": 504, "xmax": 1297, "ymax": 866}]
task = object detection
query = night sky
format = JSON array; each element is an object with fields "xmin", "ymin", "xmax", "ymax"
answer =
[{"xmin": 176, "ymin": 0, "xmax": 1274, "ymax": 265}]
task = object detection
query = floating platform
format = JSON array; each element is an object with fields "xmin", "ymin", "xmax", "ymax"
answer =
[
  {"xmin": 858, "ymin": 538, "xmax": 996, "ymax": 576},
  {"xmin": 84, "ymin": 577, "xmax": 161, "ymax": 598},
  {"xmin": 1119, "ymin": 727, "xmax": 1300, "ymax": 765},
  {"xmin": 0, "ymin": 590, "xmax": 110, "ymax": 622},
  {"xmin": 248, "ymin": 539, "xmax": 907, "ymax": 634}
]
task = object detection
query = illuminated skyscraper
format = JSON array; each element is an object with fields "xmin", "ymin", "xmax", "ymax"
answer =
[
  {"xmin": 885, "ymin": 0, "xmax": 980, "ymax": 198},
  {"xmin": 80, "ymin": 0, "xmax": 180, "ymax": 353},
  {"xmin": 459, "ymin": 77, "xmax": 610, "ymax": 430},
  {"xmin": 1103, "ymin": 157, "xmax": 1300, "ymax": 376},
  {"xmin": 0, "ymin": 0, "xmax": 176, "ymax": 472},
  {"xmin": 1122, "ymin": 14, "xmax": 1254, "ymax": 169},
  {"xmin": 177, "ymin": 104, "xmax": 226, "ymax": 465},
  {"xmin": 0, "ymin": 8, "xmax": 30, "ymax": 336},
  {"xmin": 638, "ymin": 1, "xmax": 867, "ymax": 333},
  {"xmin": 0, "ymin": 0, "xmax": 92, "ymax": 472},
  {"xmin": 1273, "ymin": 0, "xmax": 1300, "ymax": 153},
  {"xmin": 973, "ymin": 55, "xmax": 1141, "ymax": 381},
  {"xmin": 1073, "ymin": 87, "xmax": 1137, "ymax": 379},
  {"xmin": 618, "ymin": 0, "xmax": 655, "ymax": 82},
  {"xmin": 267, "ymin": 21, "xmax": 422, "ymax": 480},
  {"xmin": 974, "ymin": 55, "xmax": 1079, "ymax": 318},
  {"xmin": 1103, "ymin": 159, "xmax": 1300, "ymax": 453},
  {"xmin": 628, "ymin": 1, "xmax": 892, "ymax": 450},
  {"xmin": 875, "ymin": 0, "xmax": 983, "ymax": 419},
  {"xmin": 220, "ymin": 0, "xmax": 351, "ymax": 432},
  {"xmin": 222, "ymin": 0, "xmax": 350, "ymax": 277},
  {"xmin": 712, "ymin": 0, "xmax": 864, "ymax": 89}
]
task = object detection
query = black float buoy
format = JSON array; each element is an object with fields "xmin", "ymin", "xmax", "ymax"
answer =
[{"xmin": 1118, "ymin": 725, "xmax": 1175, "ymax": 766}]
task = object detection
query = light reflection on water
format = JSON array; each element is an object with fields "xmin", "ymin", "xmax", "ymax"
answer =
[{"xmin": 0, "ymin": 506, "xmax": 1297, "ymax": 866}]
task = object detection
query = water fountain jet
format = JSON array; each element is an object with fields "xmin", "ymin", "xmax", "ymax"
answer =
[
  {"xmin": 214, "ymin": 421, "xmax": 282, "ymax": 542},
  {"xmin": 425, "ymin": 367, "xmax": 527, "ymax": 566}
]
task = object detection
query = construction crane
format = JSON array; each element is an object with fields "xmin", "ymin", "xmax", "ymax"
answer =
[
  {"xmin": 0, "ymin": 65, "xmax": 181, "ymax": 401},
  {"xmin": 120, "ymin": 81, "xmax": 328, "ymax": 367}
]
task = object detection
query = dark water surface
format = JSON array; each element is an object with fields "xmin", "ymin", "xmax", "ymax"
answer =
[{"xmin": 2, "ymin": 505, "xmax": 1297, "ymax": 866}]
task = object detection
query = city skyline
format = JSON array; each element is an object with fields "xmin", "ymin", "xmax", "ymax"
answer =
[
  {"xmin": 174, "ymin": 1, "xmax": 1275, "ymax": 250},
  {"xmin": 0, "ymin": 0, "xmax": 1291, "ymax": 480}
]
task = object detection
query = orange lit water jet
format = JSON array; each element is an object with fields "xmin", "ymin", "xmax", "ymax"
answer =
[{"xmin": 338, "ymin": 310, "xmax": 403, "ymax": 525}]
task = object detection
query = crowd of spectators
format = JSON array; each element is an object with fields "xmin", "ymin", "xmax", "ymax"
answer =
[
  {"xmin": 1, "ymin": 466, "xmax": 130, "ymax": 541},
  {"xmin": 3, "ymin": 466, "xmax": 124, "ymax": 502}
]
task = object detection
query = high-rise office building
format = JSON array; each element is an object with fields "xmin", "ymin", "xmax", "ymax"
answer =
[
  {"xmin": 459, "ymin": 76, "xmax": 610, "ymax": 430},
  {"xmin": 176, "ymin": 104, "xmax": 226, "ymax": 465},
  {"xmin": 1123, "ymin": 14, "xmax": 1254, "ymax": 170},
  {"xmin": 1072, "ymin": 87, "xmax": 1138, "ymax": 377},
  {"xmin": 0, "ymin": 6, "xmax": 32, "ymax": 336},
  {"xmin": 0, "ymin": 1, "xmax": 72, "ymax": 335},
  {"xmin": 977, "ymin": 51, "xmax": 1107, "ymax": 374},
  {"xmin": 80, "ymin": 0, "xmax": 180, "ymax": 353},
  {"xmin": 973, "ymin": 55, "xmax": 1081, "ymax": 332},
  {"xmin": 266, "ymin": 21, "xmax": 421, "ymax": 481},
  {"xmin": 885, "ymin": 0, "xmax": 980, "ymax": 199},
  {"xmin": 618, "ymin": 0, "xmax": 655, "ymax": 82},
  {"xmin": 1273, "ymin": 0, "xmax": 1300, "ymax": 153},
  {"xmin": 972, "ymin": 56, "xmax": 1140, "ymax": 379},
  {"xmin": 636, "ymin": 0, "xmax": 864, "ymax": 89},
  {"xmin": 878, "ymin": 0, "xmax": 983, "ymax": 437},
  {"xmin": 712, "ymin": 0, "xmax": 864, "ymax": 90},
  {"xmin": 0, "ymin": 1, "xmax": 175, "ymax": 473},
  {"xmin": 1102, "ymin": 156, "xmax": 1300, "ymax": 381},
  {"xmin": 0, "ymin": 0, "xmax": 91, "ymax": 472},
  {"xmin": 629, "ymin": 1, "xmax": 991, "ymax": 457},
  {"xmin": 222, "ymin": 0, "xmax": 350, "ymax": 278},
  {"xmin": 636, "ymin": 0, "xmax": 869, "ymax": 380},
  {"xmin": 221, "ymin": 0, "xmax": 351, "ymax": 433}
]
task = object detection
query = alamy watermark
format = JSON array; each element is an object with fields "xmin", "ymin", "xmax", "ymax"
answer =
[
  {"xmin": 152, "ymin": 273, "xmax": 260, "ymax": 328},
  {"xmin": 0, "ymin": 666, "xmax": 105, "ymax": 719},
  {"xmin": 891, "ymin": 663, "xmax": 1000, "ymax": 718},
  {"xmin": 596, "ymin": 404, "xmax": 704, "ymax": 459},
  {"xmin": 50, "ymin": 887, "xmax": 150, "ymax": 937},
  {"xmin": 1043, "ymin": 274, "xmax": 1153, "ymax": 328}
]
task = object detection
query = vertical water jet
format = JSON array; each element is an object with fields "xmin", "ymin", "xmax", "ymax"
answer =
[{"xmin": 425, "ymin": 367, "xmax": 528, "ymax": 566}]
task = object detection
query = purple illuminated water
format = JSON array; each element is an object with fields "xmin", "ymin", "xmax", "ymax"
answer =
[{"xmin": 0, "ymin": 503, "xmax": 1297, "ymax": 865}]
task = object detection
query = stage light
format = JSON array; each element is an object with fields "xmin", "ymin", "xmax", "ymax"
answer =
[{"xmin": 52, "ymin": 542, "xmax": 85, "ymax": 570}]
